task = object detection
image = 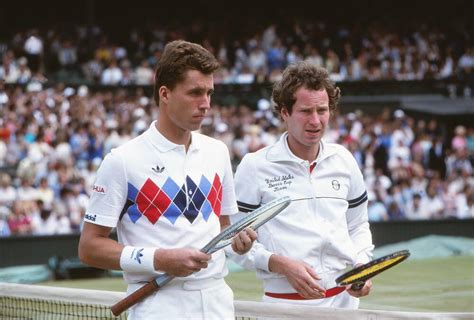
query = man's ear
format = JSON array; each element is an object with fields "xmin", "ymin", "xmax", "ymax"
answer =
[
  {"xmin": 158, "ymin": 86, "xmax": 169, "ymax": 105},
  {"xmin": 281, "ymin": 107, "xmax": 289, "ymax": 120}
]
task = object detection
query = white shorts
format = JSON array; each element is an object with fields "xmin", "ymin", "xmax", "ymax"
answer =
[{"xmin": 127, "ymin": 278, "xmax": 234, "ymax": 320}]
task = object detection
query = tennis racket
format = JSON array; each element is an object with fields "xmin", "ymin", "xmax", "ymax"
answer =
[
  {"xmin": 324, "ymin": 250, "xmax": 410, "ymax": 297},
  {"xmin": 110, "ymin": 196, "xmax": 292, "ymax": 316}
]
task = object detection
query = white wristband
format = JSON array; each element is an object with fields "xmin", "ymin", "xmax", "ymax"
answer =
[{"xmin": 120, "ymin": 246, "xmax": 156, "ymax": 273}]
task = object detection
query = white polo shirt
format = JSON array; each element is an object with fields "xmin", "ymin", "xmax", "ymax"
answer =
[
  {"xmin": 85, "ymin": 121, "xmax": 238, "ymax": 284},
  {"xmin": 230, "ymin": 132, "xmax": 373, "ymax": 293}
]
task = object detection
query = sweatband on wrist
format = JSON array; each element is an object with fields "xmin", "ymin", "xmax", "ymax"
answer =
[{"xmin": 120, "ymin": 246, "xmax": 156, "ymax": 273}]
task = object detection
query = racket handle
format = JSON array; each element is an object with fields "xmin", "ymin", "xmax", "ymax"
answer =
[
  {"xmin": 110, "ymin": 280, "xmax": 159, "ymax": 316},
  {"xmin": 351, "ymin": 281, "xmax": 365, "ymax": 291}
]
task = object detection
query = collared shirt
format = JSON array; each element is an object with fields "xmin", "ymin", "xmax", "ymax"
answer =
[
  {"xmin": 230, "ymin": 132, "xmax": 373, "ymax": 293},
  {"xmin": 85, "ymin": 121, "xmax": 238, "ymax": 283}
]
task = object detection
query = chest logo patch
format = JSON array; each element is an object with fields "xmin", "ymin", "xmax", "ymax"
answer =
[
  {"xmin": 265, "ymin": 174, "xmax": 294, "ymax": 192},
  {"xmin": 152, "ymin": 165, "xmax": 165, "ymax": 174}
]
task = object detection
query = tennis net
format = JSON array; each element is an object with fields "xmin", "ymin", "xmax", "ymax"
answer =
[{"xmin": 1, "ymin": 283, "xmax": 472, "ymax": 320}]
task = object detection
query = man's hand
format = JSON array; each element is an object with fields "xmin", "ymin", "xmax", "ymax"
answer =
[
  {"xmin": 154, "ymin": 248, "xmax": 211, "ymax": 277},
  {"xmin": 231, "ymin": 227, "xmax": 257, "ymax": 254},
  {"xmin": 346, "ymin": 279, "xmax": 372, "ymax": 297},
  {"xmin": 269, "ymin": 255, "xmax": 326, "ymax": 299}
]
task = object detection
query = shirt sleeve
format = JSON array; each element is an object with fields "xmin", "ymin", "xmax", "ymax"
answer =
[
  {"xmin": 219, "ymin": 142, "xmax": 239, "ymax": 216},
  {"xmin": 346, "ymin": 151, "xmax": 374, "ymax": 265},
  {"xmin": 84, "ymin": 150, "xmax": 127, "ymax": 227},
  {"xmin": 226, "ymin": 153, "xmax": 275, "ymax": 273}
]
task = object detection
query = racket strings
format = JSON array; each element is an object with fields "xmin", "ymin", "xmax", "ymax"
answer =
[{"xmin": 340, "ymin": 255, "xmax": 408, "ymax": 284}]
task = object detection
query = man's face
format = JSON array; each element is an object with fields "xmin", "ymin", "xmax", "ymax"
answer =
[
  {"xmin": 281, "ymin": 87, "xmax": 330, "ymax": 151},
  {"xmin": 160, "ymin": 69, "xmax": 214, "ymax": 133}
]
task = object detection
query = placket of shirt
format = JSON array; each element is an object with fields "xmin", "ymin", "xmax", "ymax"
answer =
[
  {"xmin": 306, "ymin": 159, "xmax": 329, "ymax": 270},
  {"xmin": 182, "ymin": 146, "xmax": 197, "ymax": 210},
  {"xmin": 304, "ymin": 159, "xmax": 319, "ymax": 224}
]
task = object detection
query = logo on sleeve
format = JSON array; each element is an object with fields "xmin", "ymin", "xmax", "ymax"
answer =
[
  {"xmin": 84, "ymin": 214, "xmax": 96, "ymax": 222},
  {"xmin": 332, "ymin": 180, "xmax": 341, "ymax": 190},
  {"xmin": 92, "ymin": 185, "xmax": 106, "ymax": 193}
]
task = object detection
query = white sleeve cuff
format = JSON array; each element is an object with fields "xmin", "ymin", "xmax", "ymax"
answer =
[
  {"xmin": 120, "ymin": 246, "xmax": 156, "ymax": 274},
  {"xmin": 254, "ymin": 248, "xmax": 274, "ymax": 272}
]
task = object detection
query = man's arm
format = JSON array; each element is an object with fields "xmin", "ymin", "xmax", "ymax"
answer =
[
  {"xmin": 78, "ymin": 222, "xmax": 122, "ymax": 270},
  {"xmin": 78, "ymin": 222, "xmax": 211, "ymax": 277}
]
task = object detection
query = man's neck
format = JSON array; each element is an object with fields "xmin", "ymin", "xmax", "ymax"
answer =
[
  {"xmin": 155, "ymin": 119, "xmax": 191, "ymax": 151},
  {"xmin": 286, "ymin": 135, "xmax": 320, "ymax": 163}
]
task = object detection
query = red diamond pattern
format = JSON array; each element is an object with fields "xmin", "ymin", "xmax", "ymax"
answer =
[
  {"xmin": 154, "ymin": 190, "xmax": 172, "ymax": 214},
  {"xmin": 136, "ymin": 178, "xmax": 172, "ymax": 224},
  {"xmin": 136, "ymin": 179, "xmax": 158, "ymax": 213},
  {"xmin": 143, "ymin": 205, "xmax": 161, "ymax": 224},
  {"xmin": 211, "ymin": 174, "xmax": 222, "ymax": 217}
]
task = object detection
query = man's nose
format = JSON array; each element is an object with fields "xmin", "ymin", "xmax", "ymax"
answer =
[
  {"xmin": 198, "ymin": 95, "xmax": 211, "ymax": 110},
  {"xmin": 308, "ymin": 112, "xmax": 320, "ymax": 125}
]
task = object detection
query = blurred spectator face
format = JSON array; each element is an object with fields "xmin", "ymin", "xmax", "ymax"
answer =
[
  {"xmin": 0, "ymin": 173, "xmax": 11, "ymax": 187},
  {"xmin": 282, "ymin": 88, "xmax": 330, "ymax": 150}
]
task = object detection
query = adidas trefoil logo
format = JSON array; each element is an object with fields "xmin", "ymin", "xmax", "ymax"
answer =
[
  {"xmin": 132, "ymin": 248, "xmax": 144, "ymax": 264},
  {"xmin": 152, "ymin": 165, "xmax": 165, "ymax": 174}
]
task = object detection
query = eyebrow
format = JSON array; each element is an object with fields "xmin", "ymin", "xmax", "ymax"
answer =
[{"xmin": 188, "ymin": 87, "xmax": 214, "ymax": 95}]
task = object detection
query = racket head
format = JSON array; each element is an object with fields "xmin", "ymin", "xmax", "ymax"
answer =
[
  {"xmin": 336, "ymin": 250, "xmax": 410, "ymax": 286},
  {"xmin": 202, "ymin": 196, "xmax": 291, "ymax": 253}
]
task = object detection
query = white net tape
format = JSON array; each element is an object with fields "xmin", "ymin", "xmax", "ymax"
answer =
[{"xmin": 1, "ymin": 283, "xmax": 472, "ymax": 320}]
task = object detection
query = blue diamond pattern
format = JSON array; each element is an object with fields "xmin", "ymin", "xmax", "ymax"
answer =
[
  {"xmin": 162, "ymin": 178, "xmax": 180, "ymax": 199},
  {"xmin": 173, "ymin": 186, "xmax": 187, "ymax": 213},
  {"xmin": 187, "ymin": 177, "xmax": 206, "ymax": 211},
  {"xmin": 201, "ymin": 200, "xmax": 213, "ymax": 221},
  {"xmin": 128, "ymin": 204, "xmax": 142, "ymax": 223},
  {"xmin": 199, "ymin": 176, "xmax": 211, "ymax": 197},
  {"xmin": 184, "ymin": 177, "xmax": 204, "ymax": 223},
  {"xmin": 127, "ymin": 183, "xmax": 139, "ymax": 200},
  {"xmin": 164, "ymin": 203, "xmax": 182, "ymax": 224},
  {"xmin": 127, "ymin": 183, "xmax": 142, "ymax": 223}
]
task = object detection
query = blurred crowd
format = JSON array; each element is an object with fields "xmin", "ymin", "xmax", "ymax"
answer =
[
  {"xmin": 0, "ymin": 18, "xmax": 473, "ymax": 90},
  {"xmin": 0, "ymin": 82, "xmax": 473, "ymax": 237}
]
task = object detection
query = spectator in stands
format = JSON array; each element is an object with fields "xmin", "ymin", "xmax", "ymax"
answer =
[
  {"xmin": 368, "ymin": 191, "xmax": 389, "ymax": 221},
  {"xmin": 7, "ymin": 200, "xmax": 34, "ymax": 235},
  {"xmin": 0, "ymin": 173, "xmax": 16, "ymax": 207},
  {"xmin": 0, "ymin": 50, "xmax": 20, "ymax": 83},
  {"xmin": 23, "ymin": 29, "xmax": 43, "ymax": 73},
  {"xmin": 78, "ymin": 40, "xmax": 256, "ymax": 319},
  {"xmin": 134, "ymin": 60, "xmax": 154, "ymax": 85},
  {"xmin": 57, "ymin": 39, "xmax": 78, "ymax": 71},
  {"xmin": 100, "ymin": 60, "xmax": 123, "ymax": 85},
  {"xmin": 36, "ymin": 177, "xmax": 54, "ymax": 208},
  {"xmin": 0, "ymin": 213, "xmax": 10, "ymax": 236},
  {"xmin": 230, "ymin": 62, "xmax": 373, "ymax": 308}
]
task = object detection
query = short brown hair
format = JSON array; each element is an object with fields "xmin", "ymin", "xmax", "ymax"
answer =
[
  {"xmin": 272, "ymin": 62, "xmax": 341, "ymax": 116},
  {"xmin": 154, "ymin": 40, "xmax": 220, "ymax": 104}
]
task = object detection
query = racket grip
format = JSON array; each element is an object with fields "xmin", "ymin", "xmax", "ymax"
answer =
[
  {"xmin": 351, "ymin": 281, "xmax": 365, "ymax": 291},
  {"xmin": 110, "ymin": 280, "xmax": 159, "ymax": 316}
]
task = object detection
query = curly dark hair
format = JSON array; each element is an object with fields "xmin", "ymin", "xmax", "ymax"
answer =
[
  {"xmin": 272, "ymin": 62, "xmax": 341, "ymax": 116},
  {"xmin": 154, "ymin": 40, "xmax": 220, "ymax": 104}
]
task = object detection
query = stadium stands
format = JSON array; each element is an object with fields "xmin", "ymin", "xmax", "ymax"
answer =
[{"xmin": 0, "ymin": 1, "xmax": 473, "ymax": 237}]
